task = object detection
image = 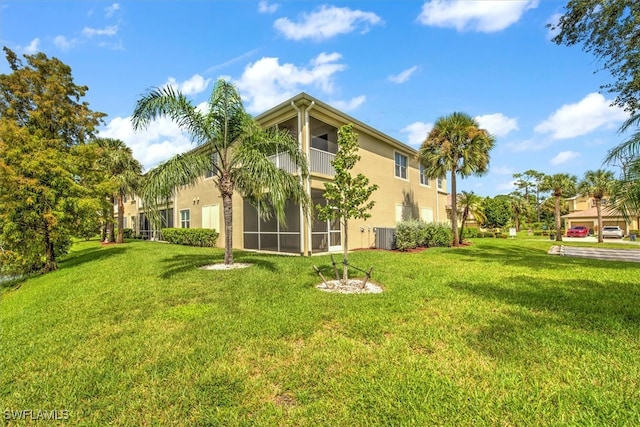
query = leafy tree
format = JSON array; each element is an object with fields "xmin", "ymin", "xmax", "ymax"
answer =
[
  {"xmin": 508, "ymin": 191, "xmax": 531, "ymax": 232},
  {"xmin": 578, "ymin": 169, "xmax": 616, "ymax": 243},
  {"xmin": 513, "ymin": 169, "xmax": 546, "ymax": 221},
  {"xmin": 132, "ymin": 79, "xmax": 308, "ymax": 265},
  {"xmin": 541, "ymin": 173, "xmax": 577, "ymax": 241},
  {"xmin": 93, "ymin": 138, "xmax": 143, "ymax": 244},
  {"xmin": 0, "ymin": 48, "xmax": 105, "ymax": 273},
  {"xmin": 550, "ymin": 1, "xmax": 640, "ymax": 113},
  {"xmin": 482, "ymin": 195, "xmax": 512, "ymax": 229},
  {"xmin": 316, "ymin": 124, "xmax": 378, "ymax": 284},
  {"xmin": 457, "ymin": 191, "xmax": 485, "ymax": 244},
  {"xmin": 418, "ymin": 112, "xmax": 495, "ymax": 246}
]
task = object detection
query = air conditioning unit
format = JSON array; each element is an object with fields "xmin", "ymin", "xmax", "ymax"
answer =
[{"xmin": 375, "ymin": 227, "xmax": 396, "ymax": 250}]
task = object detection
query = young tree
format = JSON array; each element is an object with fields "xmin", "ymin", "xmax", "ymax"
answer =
[
  {"xmin": 316, "ymin": 124, "xmax": 378, "ymax": 285},
  {"xmin": 418, "ymin": 112, "xmax": 495, "ymax": 246},
  {"xmin": 482, "ymin": 195, "xmax": 512, "ymax": 229},
  {"xmin": 541, "ymin": 173, "xmax": 577, "ymax": 241},
  {"xmin": 550, "ymin": 1, "xmax": 640, "ymax": 113},
  {"xmin": 132, "ymin": 79, "xmax": 308, "ymax": 265},
  {"xmin": 0, "ymin": 48, "xmax": 105, "ymax": 273},
  {"xmin": 578, "ymin": 169, "xmax": 616, "ymax": 243}
]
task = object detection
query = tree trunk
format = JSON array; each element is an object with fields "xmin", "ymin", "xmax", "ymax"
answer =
[
  {"xmin": 342, "ymin": 221, "xmax": 348, "ymax": 285},
  {"xmin": 220, "ymin": 175, "xmax": 234, "ymax": 265},
  {"xmin": 459, "ymin": 209, "xmax": 468, "ymax": 245},
  {"xmin": 450, "ymin": 169, "xmax": 459, "ymax": 247},
  {"xmin": 116, "ymin": 194, "xmax": 125, "ymax": 244},
  {"xmin": 43, "ymin": 224, "xmax": 57, "ymax": 272},
  {"xmin": 596, "ymin": 198, "xmax": 603, "ymax": 243},
  {"xmin": 555, "ymin": 195, "xmax": 563, "ymax": 241}
]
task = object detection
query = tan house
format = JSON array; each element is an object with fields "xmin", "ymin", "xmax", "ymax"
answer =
[
  {"xmin": 562, "ymin": 194, "xmax": 639, "ymax": 235},
  {"xmin": 118, "ymin": 93, "xmax": 448, "ymax": 255}
]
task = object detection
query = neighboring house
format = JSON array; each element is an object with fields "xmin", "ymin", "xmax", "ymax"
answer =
[
  {"xmin": 117, "ymin": 93, "xmax": 449, "ymax": 254},
  {"xmin": 562, "ymin": 194, "xmax": 639, "ymax": 235}
]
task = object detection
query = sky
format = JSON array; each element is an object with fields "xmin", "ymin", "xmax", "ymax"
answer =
[{"xmin": 1, "ymin": 0, "xmax": 632, "ymax": 197}]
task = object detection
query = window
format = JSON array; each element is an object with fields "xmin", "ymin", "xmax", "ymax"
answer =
[
  {"xmin": 437, "ymin": 177, "xmax": 443, "ymax": 190},
  {"xmin": 395, "ymin": 152, "xmax": 408, "ymax": 179},
  {"xmin": 204, "ymin": 153, "xmax": 219, "ymax": 179},
  {"xmin": 180, "ymin": 209, "xmax": 191, "ymax": 228},
  {"xmin": 419, "ymin": 164, "xmax": 429, "ymax": 186}
]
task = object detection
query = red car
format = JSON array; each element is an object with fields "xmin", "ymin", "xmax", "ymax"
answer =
[{"xmin": 567, "ymin": 226, "xmax": 590, "ymax": 237}]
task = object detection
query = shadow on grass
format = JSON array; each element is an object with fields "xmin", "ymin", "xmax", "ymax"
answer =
[
  {"xmin": 450, "ymin": 275, "xmax": 640, "ymax": 359},
  {"xmin": 449, "ymin": 243, "xmax": 638, "ymax": 270},
  {"xmin": 159, "ymin": 251, "xmax": 278, "ymax": 279},
  {"xmin": 58, "ymin": 245, "xmax": 129, "ymax": 269}
]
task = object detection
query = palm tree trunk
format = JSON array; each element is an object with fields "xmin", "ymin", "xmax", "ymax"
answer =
[
  {"xmin": 555, "ymin": 195, "xmax": 563, "ymax": 241},
  {"xmin": 116, "ymin": 194, "xmax": 125, "ymax": 244},
  {"xmin": 459, "ymin": 209, "xmax": 468, "ymax": 245},
  {"xmin": 220, "ymin": 175, "xmax": 234, "ymax": 265},
  {"xmin": 450, "ymin": 169, "xmax": 459, "ymax": 247},
  {"xmin": 596, "ymin": 198, "xmax": 603, "ymax": 243}
]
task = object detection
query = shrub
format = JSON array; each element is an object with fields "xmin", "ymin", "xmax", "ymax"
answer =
[
  {"xmin": 424, "ymin": 223, "xmax": 452, "ymax": 247},
  {"xmin": 395, "ymin": 220, "xmax": 425, "ymax": 251},
  {"xmin": 161, "ymin": 228, "xmax": 219, "ymax": 247},
  {"xmin": 462, "ymin": 227, "xmax": 479, "ymax": 238},
  {"xmin": 123, "ymin": 228, "xmax": 134, "ymax": 239}
]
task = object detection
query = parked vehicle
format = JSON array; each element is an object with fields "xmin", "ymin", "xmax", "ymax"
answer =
[
  {"xmin": 602, "ymin": 226, "xmax": 624, "ymax": 239},
  {"xmin": 566, "ymin": 226, "xmax": 590, "ymax": 237}
]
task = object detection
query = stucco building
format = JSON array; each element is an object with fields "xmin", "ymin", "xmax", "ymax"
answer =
[{"xmin": 118, "ymin": 93, "xmax": 449, "ymax": 255}]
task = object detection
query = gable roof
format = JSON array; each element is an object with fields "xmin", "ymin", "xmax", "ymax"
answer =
[
  {"xmin": 562, "ymin": 206, "xmax": 625, "ymax": 219},
  {"xmin": 254, "ymin": 92, "xmax": 418, "ymax": 155}
]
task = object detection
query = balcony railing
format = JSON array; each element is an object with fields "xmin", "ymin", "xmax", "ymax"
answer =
[
  {"xmin": 310, "ymin": 148, "xmax": 335, "ymax": 176},
  {"xmin": 269, "ymin": 148, "xmax": 336, "ymax": 176}
]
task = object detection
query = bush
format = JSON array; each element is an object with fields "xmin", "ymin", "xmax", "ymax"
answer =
[
  {"xmin": 123, "ymin": 228, "xmax": 134, "ymax": 239},
  {"xmin": 161, "ymin": 228, "xmax": 219, "ymax": 247},
  {"xmin": 394, "ymin": 221, "xmax": 452, "ymax": 250},
  {"xmin": 462, "ymin": 227, "xmax": 479, "ymax": 238}
]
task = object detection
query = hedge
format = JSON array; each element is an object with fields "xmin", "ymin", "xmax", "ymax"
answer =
[
  {"xmin": 394, "ymin": 220, "xmax": 452, "ymax": 250},
  {"xmin": 161, "ymin": 228, "xmax": 219, "ymax": 247}
]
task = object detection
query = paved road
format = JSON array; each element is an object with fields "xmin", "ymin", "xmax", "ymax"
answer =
[{"xmin": 548, "ymin": 245, "xmax": 640, "ymax": 263}]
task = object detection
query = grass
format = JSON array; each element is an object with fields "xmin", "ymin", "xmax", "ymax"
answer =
[{"xmin": 2, "ymin": 238, "xmax": 640, "ymax": 426}]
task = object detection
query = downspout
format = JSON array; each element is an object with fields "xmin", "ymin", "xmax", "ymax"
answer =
[
  {"xmin": 291, "ymin": 101, "xmax": 305, "ymax": 256},
  {"xmin": 305, "ymin": 101, "xmax": 315, "ymax": 256}
]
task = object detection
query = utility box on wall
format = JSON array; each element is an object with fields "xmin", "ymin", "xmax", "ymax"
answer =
[{"xmin": 375, "ymin": 227, "xmax": 396, "ymax": 250}]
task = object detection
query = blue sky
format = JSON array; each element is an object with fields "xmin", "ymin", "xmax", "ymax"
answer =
[{"xmin": 1, "ymin": 1, "xmax": 631, "ymax": 196}]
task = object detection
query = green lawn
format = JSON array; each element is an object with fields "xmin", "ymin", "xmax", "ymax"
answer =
[{"xmin": 2, "ymin": 238, "xmax": 639, "ymax": 426}]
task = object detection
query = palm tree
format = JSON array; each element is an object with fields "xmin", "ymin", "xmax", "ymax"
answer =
[
  {"xmin": 132, "ymin": 79, "xmax": 308, "ymax": 265},
  {"xmin": 578, "ymin": 169, "xmax": 616, "ymax": 243},
  {"xmin": 457, "ymin": 191, "xmax": 485, "ymax": 244},
  {"xmin": 508, "ymin": 191, "xmax": 530, "ymax": 232},
  {"xmin": 418, "ymin": 112, "xmax": 495, "ymax": 247},
  {"xmin": 605, "ymin": 112, "xmax": 640, "ymax": 227},
  {"xmin": 541, "ymin": 173, "xmax": 577, "ymax": 241},
  {"xmin": 94, "ymin": 138, "xmax": 143, "ymax": 244}
]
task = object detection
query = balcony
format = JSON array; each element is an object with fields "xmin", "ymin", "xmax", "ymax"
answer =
[
  {"xmin": 269, "ymin": 148, "xmax": 336, "ymax": 176},
  {"xmin": 310, "ymin": 147, "xmax": 335, "ymax": 176}
]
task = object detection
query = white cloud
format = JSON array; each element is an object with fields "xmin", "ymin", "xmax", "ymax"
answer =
[
  {"xmin": 258, "ymin": 0, "xmax": 279, "ymax": 14},
  {"xmin": 82, "ymin": 25, "xmax": 118, "ymax": 37},
  {"xmin": 506, "ymin": 138, "xmax": 549, "ymax": 152},
  {"xmin": 401, "ymin": 121, "xmax": 433, "ymax": 147},
  {"xmin": 331, "ymin": 96, "xmax": 366, "ymax": 112},
  {"xmin": 550, "ymin": 150, "xmax": 580, "ymax": 165},
  {"xmin": 165, "ymin": 74, "xmax": 211, "ymax": 96},
  {"xmin": 24, "ymin": 38, "xmax": 40, "ymax": 54},
  {"xmin": 475, "ymin": 113, "xmax": 519, "ymax": 137},
  {"xmin": 388, "ymin": 66, "xmax": 419, "ymax": 84},
  {"xmin": 418, "ymin": 0, "xmax": 538, "ymax": 33},
  {"xmin": 54, "ymin": 35, "xmax": 76, "ymax": 51},
  {"xmin": 534, "ymin": 92, "xmax": 627, "ymax": 139},
  {"xmin": 496, "ymin": 180, "xmax": 517, "ymax": 192},
  {"xmin": 105, "ymin": 3, "xmax": 120, "ymax": 18},
  {"xmin": 491, "ymin": 165, "xmax": 515, "ymax": 175},
  {"xmin": 99, "ymin": 116, "xmax": 194, "ymax": 170},
  {"xmin": 546, "ymin": 12, "xmax": 562, "ymax": 40},
  {"xmin": 274, "ymin": 5, "xmax": 383, "ymax": 41},
  {"xmin": 235, "ymin": 52, "xmax": 347, "ymax": 113}
]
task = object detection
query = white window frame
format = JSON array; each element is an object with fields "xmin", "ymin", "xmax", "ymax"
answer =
[
  {"xmin": 394, "ymin": 152, "xmax": 408, "ymax": 180},
  {"xmin": 180, "ymin": 209, "xmax": 191, "ymax": 228},
  {"xmin": 419, "ymin": 164, "xmax": 430, "ymax": 187},
  {"xmin": 437, "ymin": 177, "xmax": 444, "ymax": 190}
]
